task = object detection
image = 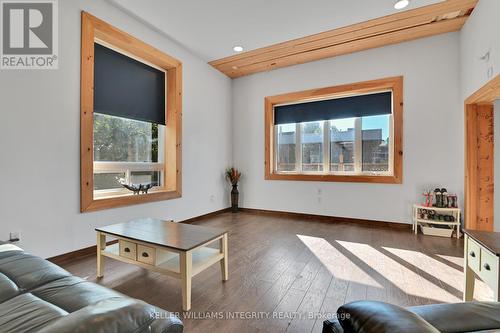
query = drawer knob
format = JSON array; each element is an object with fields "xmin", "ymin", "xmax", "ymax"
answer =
[
  {"xmin": 484, "ymin": 263, "xmax": 491, "ymax": 271},
  {"xmin": 469, "ymin": 251, "xmax": 476, "ymax": 258},
  {"xmin": 142, "ymin": 252, "xmax": 149, "ymax": 258},
  {"xmin": 124, "ymin": 247, "xmax": 130, "ymax": 253}
]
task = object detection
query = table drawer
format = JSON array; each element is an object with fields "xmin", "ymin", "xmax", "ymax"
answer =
[
  {"xmin": 479, "ymin": 247, "xmax": 499, "ymax": 287},
  {"xmin": 119, "ymin": 240, "xmax": 137, "ymax": 260},
  {"xmin": 467, "ymin": 237, "xmax": 481, "ymax": 273},
  {"xmin": 137, "ymin": 244, "xmax": 155, "ymax": 265}
]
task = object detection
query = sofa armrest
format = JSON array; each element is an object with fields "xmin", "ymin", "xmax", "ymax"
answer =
[
  {"xmin": 337, "ymin": 301, "xmax": 439, "ymax": 333},
  {"xmin": 149, "ymin": 307, "xmax": 183, "ymax": 333},
  {"xmin": 37, "ymin": 297, "xmax": 182, "ymax": 333}
]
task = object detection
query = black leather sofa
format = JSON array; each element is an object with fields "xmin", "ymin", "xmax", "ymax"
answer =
[
  {"xmin": 323, "ymin": 300, "xmax": 500, "ymax": 333},
  {"xmin": 0, "ymin": 242, "xmax": 183, "ymax": 333}
]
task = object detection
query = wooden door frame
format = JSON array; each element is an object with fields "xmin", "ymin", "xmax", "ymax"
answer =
[{"xmin": 464, "ymin": 75, "xmax": 500, "ymax": 230}]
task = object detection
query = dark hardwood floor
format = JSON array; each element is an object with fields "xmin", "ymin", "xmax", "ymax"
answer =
[{"xmin": 61, "ymin": 211, "xmax": 492, "ymax": 333}]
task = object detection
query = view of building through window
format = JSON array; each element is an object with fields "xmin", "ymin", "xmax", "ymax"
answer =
[
  {"xmin": 275, "ymin": 115, "xmax": 390, "ymax": 174},
  {"xmin": 362, "ymin": 114, "xmax": 390, "ymax": 172},
  {"xmin": 93, "ymin": 113, "xmax": 164, "ymax": 191},
  {"xmin": 276, "ymin": 123, "xmax": 296, "ymax": 172},
  {"xmin": 301, "ymin": 121, "xmax": 324, "ymax": 172},
  {"xmin": 331, "ymin": 117, "xmax": 355, "ymax": 172}
]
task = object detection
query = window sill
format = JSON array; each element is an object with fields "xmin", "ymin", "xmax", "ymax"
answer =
[
  {"xmin": 81, "ymin": 189, "xmax": 181, "ymax": 212},
  {"xmin": 265, "ymin": 172, "xmax": 402, "ymax": 184}
]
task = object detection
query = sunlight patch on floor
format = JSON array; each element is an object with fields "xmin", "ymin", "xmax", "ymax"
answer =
[
  {"xmin": 435, "ymin": 254, "xmax": 464, "ymax": 268},
  {"xmin": 383, "ymin": 246, "xmax": 493, "ymax": 302},
  {"xmin": 380, "ymin": 246, "xmax": 462, "ymax": 302},
  {"xmin": 297, "ymin": 235, "xmax": 381, "ymax": 287},
  {"xmin": 297, "ymin": 234, "xmax": 495, "ymax": 304},
  {"xmin": 336, "ymin": 240, "xmax": 446, "ymax": 301}
]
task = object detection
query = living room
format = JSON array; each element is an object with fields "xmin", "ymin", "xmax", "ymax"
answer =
[{"xmin": 1, "ymin": 0, "xmax": 499, "ymax": 332}]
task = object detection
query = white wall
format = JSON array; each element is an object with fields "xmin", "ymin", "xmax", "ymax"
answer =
[
  {"xmin": 232, "ymin": 33, "xmax": 462, "ymax": 224},
  {"xmin": 0, "ymin": 0, "xmax": 233, "ymax": 258},
  {"xmin": 460, "ymin": 0, "xmax": 500, "ymax": 99},
  {"xmin": 461, "ymin": 0, "xmax": 500, "ymax": 231}
]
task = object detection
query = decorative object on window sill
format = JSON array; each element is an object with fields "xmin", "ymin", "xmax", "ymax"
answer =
[
  {"xmin": 121, "ymin": 183, "xmax": 154, "ymax": 195},
  {"xmin": 226, "ymin": 167, "xmax": 242, "ymax": 213}
]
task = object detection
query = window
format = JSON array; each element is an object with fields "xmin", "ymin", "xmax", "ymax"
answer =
[
  {"xmin": 330, "ymin": 117, "xmax": 355, "ymax": 172},
  {"xmin": 265, "ymin": 77, "xmax": 402, "ymax": 183},
  {"xmin": 362, "ymin": 114, "xmax": 390, "ymax": 173},
  {"xmin": 301, "ymin": 121, "xmax": 324, "ymax": 172},
  {"xmin": 81, "ymin": 12, "xmax": 182, "ymax": 212},
  {"xmin": 93, "ymin": 113, "xmax": 165, "ymax": 196},
  {"xmin": 276, "ymin": 123, "xmax": 296, "ymax": 172}
]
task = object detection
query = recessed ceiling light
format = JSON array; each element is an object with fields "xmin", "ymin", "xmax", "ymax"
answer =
[
  {"xmin": 233, "ymin": 45, "xmax": 244, "ymax": 52},
  {"xmin": 394, "ymin": 0, "xmax": 410, "ymax": 10}
]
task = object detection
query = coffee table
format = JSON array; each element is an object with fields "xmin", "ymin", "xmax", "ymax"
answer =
[
  {"xmin": 463, "ymin": 229, "xmax": 500, "ymax": 301},
  {"xmin": 95, "ymin": 218, "xmax": 228, "ymax": 311}
]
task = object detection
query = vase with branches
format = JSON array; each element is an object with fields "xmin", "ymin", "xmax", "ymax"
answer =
[{"xmin": 226, "ymin": 167, "xmax": 242, "ymax": 213}]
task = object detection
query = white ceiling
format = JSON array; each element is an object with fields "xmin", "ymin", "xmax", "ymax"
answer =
[{"xmin": 109, "ymin": 0, "xmax": 444, "ymax": 61}]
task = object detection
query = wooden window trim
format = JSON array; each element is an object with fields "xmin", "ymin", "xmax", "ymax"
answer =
[
  {"xmin": 81, "ymin": 12, "xmax": 182, "ymax": 212},
  {"xmin": 264, "ymin": 76, "xmax": 403, "ymax": 184}
]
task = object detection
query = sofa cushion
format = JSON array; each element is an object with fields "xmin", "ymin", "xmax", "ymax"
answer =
[
  {"xmin": 0, "ymin": 243, "xmax": 22, "ymax": 253},
  {"xmin": 0, "ymin": 293, "xmax": 68, "ymax": 333},
  {"xmin": 32, "ymin": 276, "xmax": 124, "ymax": 313},
  {"xmin": 37, "ymin": 297, "xmax": 183, "ymax": 333},
  {"xmin": 337, "ymin": 301, "xmax": 439, "ymax": 333},
  {"xmin": 410, "ymin": 302, "xmax": 500, "ymax": 333},
  {"xmin": 0, "ymin": 251, "xmax": 71, "ymax": 291},
  {"xmin": 0, "ymin": 272, "xmax": 20, "ymax": 303},
  {"xmin": 0, "ymin": 245, "xmax": 183, "ymax": 333}
]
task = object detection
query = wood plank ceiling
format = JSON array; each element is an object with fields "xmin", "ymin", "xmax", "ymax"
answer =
[{"xmin": 209, "ymin": 0, "xmax": 477, "ymax": 78}]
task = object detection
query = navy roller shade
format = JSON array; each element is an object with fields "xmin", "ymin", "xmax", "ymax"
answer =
[
  {"xmin": 274, "ymin": 91, "xmax": 392, "ymax": 125},
  {"xmin": 94, "ymin": 43, "xmax": 166, "ymax": 125}
]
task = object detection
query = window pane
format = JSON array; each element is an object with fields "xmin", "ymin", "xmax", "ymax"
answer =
[
  {"xmin": 93, "ymin": 113, "xmax": 164, "ymax": 192},
  {"xmin": 93, "ymin": 113, "xmax": 163, "ymax": 163},
  {"xmin": 130, "ymin": 171, "xmax": 161, "ymax": 187},
  {"xmin": 94, "ymin": 173, "xmax": 125, "ymax": 190},
  {"xmin": 362, "ymin": 115, "xmax": 390, "ymax": 172},
  {"xmin": 301, "ymin": 121, "xmax": 324, "ymax": 172},
  {"xmin": 276, "ymin": 124, "xmax": 296, "ymax": 172},
  {"xmin": 330, "ymin": 118, "xmax": 355, "ymax": 172}
]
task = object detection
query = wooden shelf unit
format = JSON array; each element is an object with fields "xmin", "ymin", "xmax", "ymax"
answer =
[{"xmin": 412, "ymin": 204, "xmax": 461, "ymax": 238}]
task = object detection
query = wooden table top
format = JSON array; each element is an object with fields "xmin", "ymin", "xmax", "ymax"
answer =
[
  {"xmin": 464, "ymin": 229, "xmax": 500, "ymax": 256},
  {"xmin": 96, "ymin": 218, "xmax": 227, "ymax": 251}
]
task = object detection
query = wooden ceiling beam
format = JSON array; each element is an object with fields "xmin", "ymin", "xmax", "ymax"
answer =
[
  {"xmin": 209, "ymin": 0, "xmax": 477, "ymax": 78},
  {"xmin": 227, "ymin": 16, "xmax": 467, "ymax": 78},
  {"xmin": 211, "ymin": 0, "xmax": 476, "ymax": 68}
]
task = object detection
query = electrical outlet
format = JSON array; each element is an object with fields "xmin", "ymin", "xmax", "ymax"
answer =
[
  {"xmin": 488, "ymin": 66, "xmax": 494, "ymax": 79},
  {"xmin": 317, "ymin": 188, "xmax": 322, "ymax": 195},
  {"xmin": 9, "ymin": 232, "xmax": 20, "ymax": 242},
  {"xmin": 210, "ymin": 195, "xmax": 215, "ymax": 202}
]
